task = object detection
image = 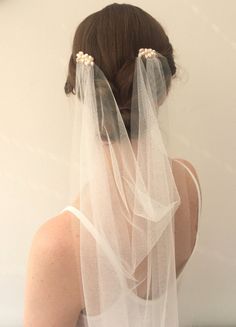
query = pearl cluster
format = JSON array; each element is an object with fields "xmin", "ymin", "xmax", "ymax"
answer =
[
  {"xmin": 76, "ymin": 51, "xmax": 94, "ymax": 66},
  {"xmin": 138, "ymin": 48, "xmax": 158, "ymax": 58}
]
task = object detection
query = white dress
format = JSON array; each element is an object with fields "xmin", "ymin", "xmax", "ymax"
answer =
[{"xmin": 61, "ymin": 160, "xmax": 202, "ymax": 327}]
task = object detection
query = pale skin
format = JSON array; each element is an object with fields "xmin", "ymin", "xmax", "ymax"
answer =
[{"xmin": 23, "ymin": 158, "xmax": 201, "ymax": 327}]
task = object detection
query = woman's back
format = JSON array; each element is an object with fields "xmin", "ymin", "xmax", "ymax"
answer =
[{"xmin": 23, "ymin": 157, "xmax": 201, "ymax": 326}]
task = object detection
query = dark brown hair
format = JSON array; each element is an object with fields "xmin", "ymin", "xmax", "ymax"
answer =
[{"xmin": 64, "ymin": 3, "xmax": 177, "ymax": 139}]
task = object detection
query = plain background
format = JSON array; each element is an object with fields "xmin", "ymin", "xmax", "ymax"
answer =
[{"xmin": 0, "ymin": 0, "xmax": 235, "ymax": 326}]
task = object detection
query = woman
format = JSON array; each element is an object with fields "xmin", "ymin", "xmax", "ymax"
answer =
[{"xmin": 24, "ymin": 3, "xmax": 202, "ymax": 326}]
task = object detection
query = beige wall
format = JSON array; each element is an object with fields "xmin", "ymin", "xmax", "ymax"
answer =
[{"xmin": 0, "ymin": 0, "xmax": 235, "ymax": 325}]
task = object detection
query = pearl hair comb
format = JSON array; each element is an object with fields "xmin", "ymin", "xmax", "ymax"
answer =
[
  {"xmin": 75, "ymin": 48, "xmax": 159, "ymax": 66},
  {"xmin": 138, "ymin": 48, "xmax": 159, "ymax": 58},
  {"xmin": 76, "ymin": 51, "xmax": 94, "ymax": 66}
]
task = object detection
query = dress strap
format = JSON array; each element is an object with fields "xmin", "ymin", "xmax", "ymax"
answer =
[{"xmin": 173, "ymin": 159, "xmax": 202, "ymax": 217}]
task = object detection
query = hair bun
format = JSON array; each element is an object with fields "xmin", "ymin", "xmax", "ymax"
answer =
[{"xmin": 119, "ymin": 106, "xmax": 130, "ymax": 111}]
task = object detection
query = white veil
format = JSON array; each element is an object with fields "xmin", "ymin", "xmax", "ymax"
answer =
[{"xmin": 66, "ymin": 48, "xmax": 181, "ymax": 326}]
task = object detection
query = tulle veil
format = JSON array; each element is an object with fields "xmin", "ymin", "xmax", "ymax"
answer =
[{"xmin": 65, "ymin": 48, "xmax": 181, "ymax": 326}]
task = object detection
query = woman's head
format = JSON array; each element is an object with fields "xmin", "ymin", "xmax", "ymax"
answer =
[{"xmin": 65, "ymin": 3, "xmax": 177, "ymax": 140}]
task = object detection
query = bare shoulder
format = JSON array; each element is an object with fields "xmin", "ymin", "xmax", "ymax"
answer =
[
  {"xmin": 171, "ymin": 158, "xmax": 201, "ymax": 278},
  {"xmin": 33, "ymin": 211, "xmax": 77, "ymax": 248},
  {"xmin": 172, "ymin": 158, "xmax": 199, "ymax": 182},
  {"xmin": 171, "ymin": 157, "xmax": 202, "ymax": 235},
  {"xmin": 24, "ymin": 211, "xmax": 82, "ymax": 326}
]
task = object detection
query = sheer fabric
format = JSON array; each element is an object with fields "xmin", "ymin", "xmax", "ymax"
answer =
[{"xmin": 67, "ymin": 49, "xmax": 182, "ymax": 326}]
